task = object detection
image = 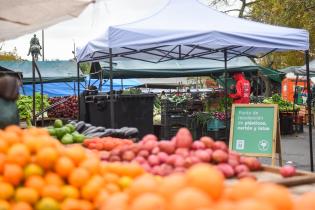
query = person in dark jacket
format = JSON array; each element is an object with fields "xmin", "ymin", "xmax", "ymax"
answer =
[
  {"xmin": 0, "ymin": 75, "xmax": 20, "ymax": 129},
  {"xmin": 229, "ymin": 72, "xmax": 251, "ymax": 104}
]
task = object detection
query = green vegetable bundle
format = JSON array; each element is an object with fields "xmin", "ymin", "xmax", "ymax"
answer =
[{"xmin": 16, "ymin": 93, "xmax": 50, "ymax": 126}]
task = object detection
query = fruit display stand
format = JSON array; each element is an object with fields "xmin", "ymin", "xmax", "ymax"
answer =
[{"xmin": 227, "ymin": 165, "xmax": 315, "ymax": 195}]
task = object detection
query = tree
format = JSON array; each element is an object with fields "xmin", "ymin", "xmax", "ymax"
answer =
[
  {"xmin": 207, "ymin": 0, "xmax": 315, "ymax": 68},
  {"xmin": 249, "ymin": 0, "xmax": 315, "ymax": 68},
  {"xmin": 0, "ymin": 46, "xmax": 21, "ymax": 61},
  {"xmin": 208, "ymin": 0, "xmax": 259, "ymax": 18}
]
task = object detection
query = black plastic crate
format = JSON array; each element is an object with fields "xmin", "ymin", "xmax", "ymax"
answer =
[
  {"xmin": 161, "ymin": 100, "xmax": 187, "ymax": 114},
  {"xmin": 280, "ymin": 113, "xmax": 294, "ymax": 135},
  {"xmin": 161, "ymin": 113, "xmax": 188, "ymax": 127},
  {"xmin": 187, "ymin": 115, "xmax": 203, "ymax": 140},
  {"xmin": 161, "ymin": 125, "xmax": 186, "ymax": 140},
  {"xmin": 206, "ymin": 128, "xmax": 226, "ymax": 141},
  {"xmin": 82, "ymin": 94, "xmax": 155, "ymax": 138}
]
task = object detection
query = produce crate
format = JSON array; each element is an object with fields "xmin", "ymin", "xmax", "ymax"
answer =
[
  {"xmin": 187, "ymin": 115, "xmax": 203, "ymax": 140},
  {"xmin": 207, "ymin": 118, "xmax": 225, "ymax": 131},
  {"xmin": 161, "ymin": 125, "xmax": 185, "ymax": 140},
  {"xmin": 83, "ymin": 94, "xmax": 155, "ymax": 138},
  {"xmin": 279, "ymin": 112, "xmax": 294, "ymax": 135},
  {"xmin": 161, "ymin": 113, "xmax": 188, "ymax": 127},
  {"xmin": 227, "ymin": 165, "xmax": 315, "ymax": 195},
  {"xmin": 161, "ymin": 100, "xmax": 187, "ymax": 114},
  {"xmin": 206, "ymin": 128, "xmax": 226, "ymax": 141}
]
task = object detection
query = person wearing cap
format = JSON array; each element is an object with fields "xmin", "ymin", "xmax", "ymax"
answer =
[
  {"xmin": 0, "ymin": 75, "xmax": 21, "ymax": 129},
  {"xmin": 228, "ymin": 72, "xmax": 251, "ymax": 104}
]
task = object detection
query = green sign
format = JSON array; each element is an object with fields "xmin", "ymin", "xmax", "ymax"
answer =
[{"xmin": 229, "ymin": 104, "xmax": 278, "ymax": 157}]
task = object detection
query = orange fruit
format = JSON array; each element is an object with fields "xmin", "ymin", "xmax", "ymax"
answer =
[
  {"xmin": 79, "ymin": 200, "xmax": 93, "ymax": 210},
  {"xmin": 0, "ymin": 140, "xmax": 8, "ymax": 153},
  {"xmin": 158, "ymin": 173, "xmax": 187, "ymax": 199},
  {"xmin": 65, "ymin": 146, "xmax": 86, "ymax": 166},
  {"xmin": 24, "ymin": 176, "xmax": 45, "ymax": 195},
  {"xmin": 36, "ymin": 147, "xmax": 58, "ymax": 169},
  {"xmin": 236, "ymin": 199, "xmax": 276, "ymax": 210},
  {"xmin": 41, "ymin": 185, "xmax": 64, "ymax": 201},
  {"xmin": 6, "ymin": 143, "xmax": 30, "ymax": 167},
  {"xmin": 130, "ymin": 193, "xmax": 166, "ymax": 210},
  {"xmin": 103, "ymin": 173, "xmax": 120, "ymax": 183},
  {"xmin": 15, "ymin": 187, "xmax": 39, "ymax": 204},
  {"xmin": 254, "ymin": 183, "xmax": 293, "ymax": 210},
  {"xmin": 0, "ymin": 200, "xmax": 10, "ymax": 210},
  {"xmin": 94, "ymin": 190, "xmax": 109, "ymax": 209},
  {"xmin": 3, "ymin": 164, "xmax": 23, "ymax": 186},
  {"xmin": 68, "ymin": 168, "xmax": 90, "ymax": 188},
  {"xmin": 105, "ymin": 183, "xmax": 121, "ymax": 194},
  {"xmin": 35, "ymin": 197, "xmax": 60, "ymax": 210},
  {"xmin": 1, "ymin": 131, "xmax": 20, "ymax": 145},
  {"xmin": 295, "ymin": 192, "xmax": 315, "ymax": 209},
  {"xmin": 55, "ymin": 156, "xmax": 75, "ymax": 178},
  {"xmin": 24, "ymin": 163, "xmax": 44, "ymax": 178},
  {"xmin": 170, "ymin": 187, "xmax": 212, "ymax": 210},
  {"xmin": 99, "ymin": 192, "xmax": 128, "ymax": 210},
  {"xmin": 61, "ymin": 198, "xmax": 81, "ymax": 210},
  {"xmin": 0, "ymin": 154, "xmax": 6, "ymax": 173},
  {"xmin": 5, "ymin": 125, "xmax": 23, "ymax": 135},
  {"xmin": 81, "ymin": 176, "xmax": 104, "ymax": 201},
  {"xmin": 61, "ymin": 185, "xmax": 80, "ymax": 199},
  {"xmin": 23, "ymin": 136, "xmax": 43, "ymax": 154},
  {"xmin": 223, "ymin": 178, "xmax": 259, "ymax": 201},
  {"xmin": 186, "ymin": 164, "xmax": 224, "ymax": 200},
  {"xmin": 120, "ymin": 163, "xmax": 145, "ymax": 178},
  {"xmin": 213, "ymin": 201, "xmax": 235, "ymax": 210},
  {"xmin": 80, "ymin": 157, "xmax": 100, "ymax": 175},
  {"xmin": 45, "ymin": 172, "xmax": 65, "ymax": 186},
  {"xmin": 128, "ymin": 174, "xmax": 158, "ymax": 199},
  {"xmin": 11, "ymin": 201, "xmax": 33, "ymax": 210},
  {"xmin": 0, "ymin": 182, "xmax": 14, "ymax": 200}
]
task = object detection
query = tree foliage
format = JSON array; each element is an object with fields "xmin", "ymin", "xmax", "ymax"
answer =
[
  {"xmin": 249, "ymin": 0, "xmax": 315, "ymax": 68},
  {"xmin": 207, "ymin": 0, "xmax": 315, "ymax": 68},
  {"xmin": 0, "ymin": 46, "xmax": 21, "ymax": 61}
]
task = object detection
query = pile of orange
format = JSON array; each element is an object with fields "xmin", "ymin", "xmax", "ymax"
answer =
[
  {"xmin": 98, "ymin": 163, "xmax": 315, "ymax": 210},
  {"xmin": 0, "ymin": 125, "xmax": 144, "ymax": 210},
  {"xmin": 0, "ymin": 125, "xmax": 314, "ymax": 210}
]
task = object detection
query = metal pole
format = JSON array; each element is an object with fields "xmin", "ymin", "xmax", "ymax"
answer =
[
  {"xmin": 224, "ymin": 49, "xmax": 228, "ymax": 142},
  {"xmin": 34, "ymin": 63, "xmax": 44, "ymax": 126},
  {"xmin": 305, "ymin": 50, "xmax": 314, "ymax": 172},
  {"xmin": 42, "ymin": 30, "xmax": 44, "ymax": 61},
  {"xmin": 32, "ymin": 56, "xmax": 36, "ymax": 126},
  {"xmin": 121, "ymin": 79, "xmax": 123, "ymax": 90},
  {"xmin": 77, "ymin": 63, "xmax": 80, "ymax": 120},
  {"xmin": 109, "ymin": 48, "xmax": 115, "ymax": 128}
]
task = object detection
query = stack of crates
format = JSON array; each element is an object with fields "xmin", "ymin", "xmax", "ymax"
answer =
[
  {"xmin": 206, "ymin": 118, "xmax": 227, "ymax": 140},
  {"xmin": 160, "ymin": 100, "xmax": 188, "ymax": 139}
]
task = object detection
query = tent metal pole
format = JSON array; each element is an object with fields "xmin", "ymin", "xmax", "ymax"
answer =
[
  {"xmin": 305, "ymin": 50, "xmax": 314, "ymax": 172},
  {"xmin": 224, "ymin": 49, "xmax": 228, "ymax": 142},
  {"xmin": 77, "ymin": 63, "xmax": 80, "ymax": 120},
  {"xmin": 109, "ymin": 48, "xmax": 115, "ymax": 128},
  {"xmin": 32, "ymin": 56, "xmax": 36, "ymax": 126}
]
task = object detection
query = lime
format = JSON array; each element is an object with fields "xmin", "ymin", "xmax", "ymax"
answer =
[
  {"xmin": 61, "ymin": 134, "xmax": 73, "ymax": 144},
  {"xmin": 54, "ymin": 119, "xmax": 63, "ymax": 128}
]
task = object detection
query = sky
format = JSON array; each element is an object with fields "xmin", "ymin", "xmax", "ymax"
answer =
[{"xmin": 1, "ymin": 0, "xmax": 222, "ymax": 61}]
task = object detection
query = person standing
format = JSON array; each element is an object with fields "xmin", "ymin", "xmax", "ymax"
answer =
[
  {"xmin": 229, "ymin": 72, "xmax": 251, "ymax": 104},
  {"xmin": 0, "ymin": 75, "xmax": 21, "ymax": 129}
]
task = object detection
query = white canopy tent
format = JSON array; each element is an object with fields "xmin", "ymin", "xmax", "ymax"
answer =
[
  {"xmin": 76, "ymin": 0, "xmax": 308, "ymax": 62},
  {"xmin": 76, "ymin": 0, "xmax": 313, "ymax": 170},
  {"xmin": 0, "ymin": 0, "xmax": 93, "ymax": 41}
]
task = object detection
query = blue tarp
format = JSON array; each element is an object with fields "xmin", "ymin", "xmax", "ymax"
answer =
[{"xmin": 21, "ymin": 78, "xmax": 142, "ymax": 97}]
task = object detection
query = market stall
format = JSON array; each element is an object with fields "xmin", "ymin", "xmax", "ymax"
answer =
[{"xmin": 76, "ymin": 0, "xmax": 311, "ymax": 169}]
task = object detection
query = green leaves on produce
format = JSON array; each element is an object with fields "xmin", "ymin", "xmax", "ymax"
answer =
[
  {"xmin": 17, "ymin": 93, "xmax": 50, "ymax": 126},
  {"xmin": 263, "ymin": 94, "xmax": 300, "ymax": 112}
]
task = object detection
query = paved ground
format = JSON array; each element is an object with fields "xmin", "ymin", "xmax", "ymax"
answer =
[{"xmin": 259, "ymin": 126, "xmax": 315, "ymax": 172}]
